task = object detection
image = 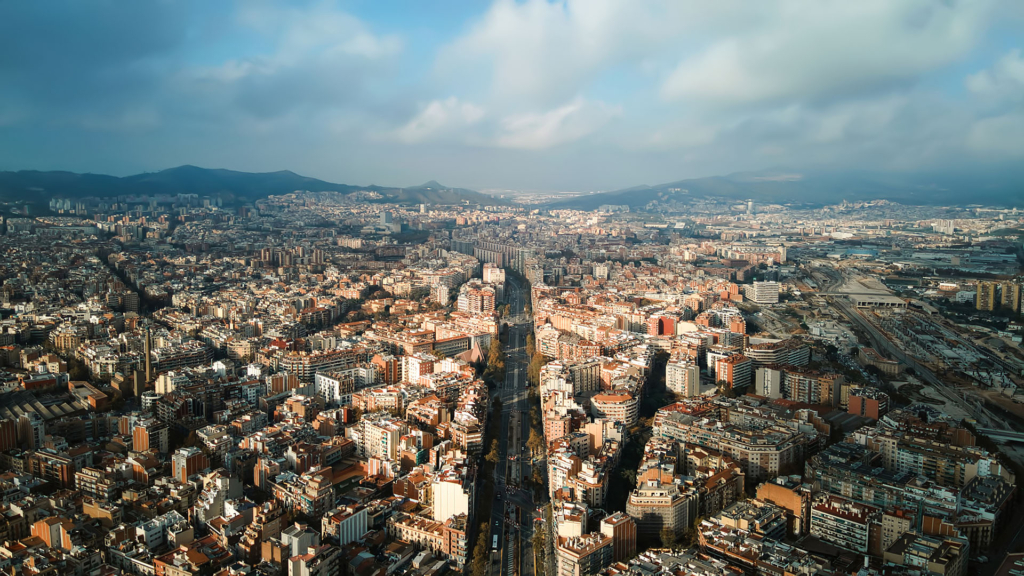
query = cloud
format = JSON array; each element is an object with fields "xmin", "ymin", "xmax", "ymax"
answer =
[
  {"xmin": 966, "ymin": 49, "xmax": 1024, "ymax": 103},
  {"xmin": 178, "ymin": 2, "xmax": 402, "ymax": 120},
  {"xmin": 0, "ymin": 0, "xmax": 1022, "ymax": 190},
  {"xmin": 391, "ymin": 98, "xmax": 486, "ymax": 144},
  {"xmin": 968, "ymin": 114, "xmax": 1024, "ymax": 156},
  {"xmin": 661, "ymin": 0, "xmax": 993, "ymax": 106},
  {"xmin": 387, "ymin": 96, "xmax": 617, "ymax": 150},
  {"xmin": 494, "ymin": 98, "xmax": 619, "ymax": 149},
  {"xmin": 437, "ymin": 0, "xmax": 714, "ymax": 107}
]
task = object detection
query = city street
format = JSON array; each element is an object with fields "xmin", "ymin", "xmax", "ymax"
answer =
[{"xmin": 491, "ymin": 274, "xmax": 537, "ymax": 576}]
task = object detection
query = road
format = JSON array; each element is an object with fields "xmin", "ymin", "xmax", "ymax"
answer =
[{"xmin": 491, "ymin": 274, "xmax": 538, "ymax": 576}]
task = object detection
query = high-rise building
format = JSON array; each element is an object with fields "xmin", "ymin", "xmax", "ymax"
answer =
[
  {"xmin": 599, "ymin": 513, "xmax": 636, "ymax": 563},
  {"xmin": 667, "ymin": 360, "xmax": 701, "ymax": 397},
  {"xmin": 171, "ymin": 447, "xmax": 210, "ymax": 483},
  {"xmin": 976, "ymin": 281, "xmax": 996, "ymax": 311},
  {"xmin": 380, "ymin": 210, "xmax": 393, "ymax": 225},
  {"xmin": 133, "ymin": 418, "xmax": 169, "ymax": 454},
  {"xmin": 715, "ymin": 354, "xmax": 753, "ymax": 391},
  {"xmin": 744, "ymin": 281, "xmax": 780, "ymax": 304},
  {"xmin": 625, "ymin": 470, "xmax": 699, "ymax": 541},
  {"xmin": 144, "ymin": 327, "xmax": 152, "ymax": 383},
  {"xmin": 0, "ymin": 418, "xmax": 16, "ymax": 451},
  {"xmin": 1001, "ymin": 282, "xmax": 1021, "ymax": 312},
  {"xmin": 18, "ymin": 412, "xmax": 45, "ymax": 450}
]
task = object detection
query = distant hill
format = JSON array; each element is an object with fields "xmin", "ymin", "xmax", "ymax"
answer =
[
  {"xmin": 0, "ymin": 165, "xmax": 506, "ymax": 206},
  {"xmin": 548, "ymin": 167, "xmax": 1024, "ymax": 210}
]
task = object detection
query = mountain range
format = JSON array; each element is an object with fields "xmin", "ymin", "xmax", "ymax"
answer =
[
  {"xmin": 0, "ymin": 165, "xmax": 505, "ymax": 207},
  {"xmin": 547, "ymin": 167, "xmax": 1024, "ymax": 210},
  {"xmin": 1, "ymin": 165, "xmax": 1021, "ymax": 211}
]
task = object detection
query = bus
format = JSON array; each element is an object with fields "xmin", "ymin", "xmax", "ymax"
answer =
[{"xmin": 492, "ymin": 534, "xmax": 499, "ymax": 551}]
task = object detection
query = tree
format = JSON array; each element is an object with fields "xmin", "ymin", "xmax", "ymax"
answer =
[
  {"xmin": 68, "ymin": 360, "xmax": 90, "ymax": 382},
  {"xmin": 471, "ymin": 522, "xmax": 491, "ymax": 576},
  {"xmin": 527, "ymin": 428, "xmax": 544, "ymax": 454},
  {"xmin": 485, "ymin": 439, "xmax": 499, "ymax": 464},
  {"xmin": 528, "ymin": 352, "xmax": 546, "ymax": 386},
  {"xmin": 485, "ymin": 339, "xmax": 505, "ymax": 382},
  {"xmin": 531, "ymin": 467, "xmax": 544, "ymax": 487},
  {"xmin": 716, "ymin": 380, "xmax": 737, "ymax": 398},
  {"xmin": 525, "ymin": 333, "xmax": 536, "ymax": 358},
  {"xmin": 660, "ymin": 527, "xmax": 678, "ymax": 549}
]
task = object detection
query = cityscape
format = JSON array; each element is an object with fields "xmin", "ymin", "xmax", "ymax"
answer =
[{"xmin": 1, "ymin": 3, "xmax": 1023, "ymax": 576}]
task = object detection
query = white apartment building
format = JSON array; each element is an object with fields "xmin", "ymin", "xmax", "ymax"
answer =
[
  {"xmin": 666, "ymin": 360, "xmax": 700, "ymax": 397},
  {"xmin": 744, "ymin": 281, "xmax": 780, "ymax": 304}
]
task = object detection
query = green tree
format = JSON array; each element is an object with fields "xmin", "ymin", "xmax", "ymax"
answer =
[{"xmin": 525, "ymin": 333, "xmax": 536, "ymax": 357}]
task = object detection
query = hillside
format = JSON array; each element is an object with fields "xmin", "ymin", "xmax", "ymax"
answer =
[
  {"xmin": 0, "ymin": 166, "xmax": 506, "ymax": 206},
  {"xmin": 548, "ymin": 167, "xmax": 1024, "ymax": 210}
]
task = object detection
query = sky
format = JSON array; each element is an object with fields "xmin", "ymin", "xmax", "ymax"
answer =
[{"xmin": 1, "ymin": 0, "xmax": 1022, "ymax": 192}]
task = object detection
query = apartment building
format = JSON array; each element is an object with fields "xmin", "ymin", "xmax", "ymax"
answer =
[
  {"xmin": 883, "ymin": 532, "xmax": 968, "ymax": 576},
  {"xmin": 848, "ymin": 387, "xmax": 890, "ymax": 420},
  {"xmin": 744, "ymin": 281, "xmax": 780, "ymax": 304},
  {"xmin": 666, "ymin": 359, "xmax": 701, "ymax": 397},
  {"xmin": 590, "ymin": 390, "xmax": 638, "ymax": 427},
  {"xmin": 744, "ymin": 339, "xmax": 810, "ymax": 366},
  {"xmin": 809, "ymin": 494, "xmax": 881, "ymax": 554},
  {"xmin": 976, "ymin": 281, "xmax": 996, "ymax": 311},
  {"xmin": 556, "ymin": 532, "xmax": 613, "ymax": 576},
  {"xmin": 715, "ymin": 354, "xmax": 753, "ymax": 391},
  {"xmin": 432, "ymin": 467, "xmax": 475, "ymax": 523},
  {"xmin": 625, "ymin": 470, "xmax": 699, "ymax": 540},
  {"xmin": 171, "ymin": 447, "xmax": 210, "ymax": 483},
  {"xmin": 599, "ymin": 513, "xmax": 637, "ymax": 563},
  {"xmin": 346, "ymin": 413, "xmax": 409, "ymax": 461}
]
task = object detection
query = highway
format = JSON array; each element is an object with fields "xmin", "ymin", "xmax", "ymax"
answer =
[{"xmin": 491, "ymin": 273, "xmax": 538, "ymax": 576}]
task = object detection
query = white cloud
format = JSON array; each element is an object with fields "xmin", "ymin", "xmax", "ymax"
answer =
[
  {"xmin": 387, "ymin": 96, "xmax": 617, "ymax": 150},
  {"xmin": 176, "ymin": 2, "xmax": 401, "ymax": 120},
  {"xmin": 661, "ymin": 0, "xmax": 993, "ymax": 105},
  {"xmin": 391, "ymin": 97, "xmax": 486, "ymax": 144},
  {"xmin": 437, "ymin": 0, "xmax": 721, "ymax": 107},
  {"xmin": 494, "ymin": 98, "xmax": 619, "ymax": 149}
]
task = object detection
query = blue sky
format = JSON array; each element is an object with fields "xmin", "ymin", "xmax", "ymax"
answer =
[{"xmin": 1, "ymin": 0, "xmax": 1022, "ymax": 191}]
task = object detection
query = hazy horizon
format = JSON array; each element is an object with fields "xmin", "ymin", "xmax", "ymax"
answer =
[{"xmin": 2, "ymin": 1, "xmax": 1023, "ymax": 192}]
